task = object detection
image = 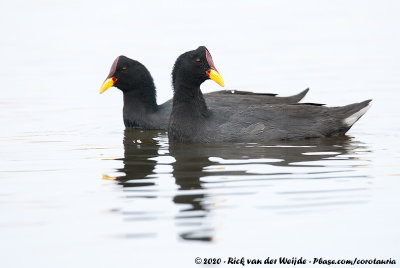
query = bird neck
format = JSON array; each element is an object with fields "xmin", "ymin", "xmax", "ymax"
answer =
[
  {"xmin": 172, "ymin": 80, "xmax": 209, "ymax": 118},
  {"xmin": 123, "ymin": 88, "xmax": 158, "ymax": 113}
]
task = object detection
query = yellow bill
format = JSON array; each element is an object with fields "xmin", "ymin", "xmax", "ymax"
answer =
[
  {"xmin": 99, "ymin": 77, "xmax": 116, "ymax": 94},
  {"xmin": 102, "ymin": 174, "xmax": 117, "ymax": 181},
  {"xmin": 207, "ymin": 69, "xmax": 225, "ymax": 87}
]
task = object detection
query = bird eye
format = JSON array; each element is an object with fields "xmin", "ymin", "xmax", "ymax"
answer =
[
  {"xmin": 121, "ymin": 66, "xmax": 128, "ymax": 72},
  {"xmin": 195, "ymin": 58, "xmax": 202, "ymax": 64}
]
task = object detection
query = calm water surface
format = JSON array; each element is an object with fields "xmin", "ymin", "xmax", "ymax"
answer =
[{"xmin": 1, "ymin": 1, "xmax": 400, "ymax": 267}]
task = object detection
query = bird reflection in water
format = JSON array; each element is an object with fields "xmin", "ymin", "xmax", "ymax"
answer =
[
  {"xmin": 108, "ymin": 129, "xmax": 370, "ymax": 242},
  {"xmin": 115, "ymin": 129, "xmax": 162, "ymax": 188}
]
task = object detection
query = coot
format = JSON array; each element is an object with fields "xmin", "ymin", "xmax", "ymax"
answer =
[{"xmin": 168, "ymin": 46, "xmax": 371, "ymax": 143}]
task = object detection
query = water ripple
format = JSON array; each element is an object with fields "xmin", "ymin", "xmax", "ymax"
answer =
[{"xmin": 102, "ymin": 129, "xmax": 373, "ymax": 242}]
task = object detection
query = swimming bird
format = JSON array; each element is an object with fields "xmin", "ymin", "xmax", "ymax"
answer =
[
  {"xmin": 168, "ymin": 46, "xmax": 371, "ymax": 143},
  {"xmin": 99, "ymin": 56, "xmax": 309, "ymax": 130}
]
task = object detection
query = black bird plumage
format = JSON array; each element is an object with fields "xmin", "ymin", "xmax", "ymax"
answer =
[
  {"xmin": 168, "ymin": 46, "xmax": 372, "ymax": 143},
  {"xmin": 100, "ymin": 56, "xmax": 310, "ymax": 130}
]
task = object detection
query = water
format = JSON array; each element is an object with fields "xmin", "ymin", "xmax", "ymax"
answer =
[{"xmin": 1, "ymin": 0, "xmax": 400, "ymax": 267}]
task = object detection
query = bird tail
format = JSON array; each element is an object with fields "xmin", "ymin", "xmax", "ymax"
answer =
[
  {"xmin": 290, "ymin": 88, "xmax": 309, "ymax": 102},
  {"xmin": 341, "ymin": 99, "xmax": 372, "ymax": 126},
  {"xmin": 271, "ymin": 88, "xmax": 309, "ymax": 103},
  {"xmin": 330, "ymin": 99, "xmax": 372, "ymax": 136}
]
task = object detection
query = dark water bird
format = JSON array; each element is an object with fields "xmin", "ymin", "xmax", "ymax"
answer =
[
  {"xmin": 99, "ymin": 56, "xmax": 309, "ymax": 130},
  {"xmin": 168, "ymin": 46, "xmax": 372, "ymax": 143}
]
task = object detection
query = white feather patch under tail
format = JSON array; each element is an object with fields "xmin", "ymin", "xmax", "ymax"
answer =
[{"xmin": 343, "ymin": 103, "xmax": 372, "ymax": 127}]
